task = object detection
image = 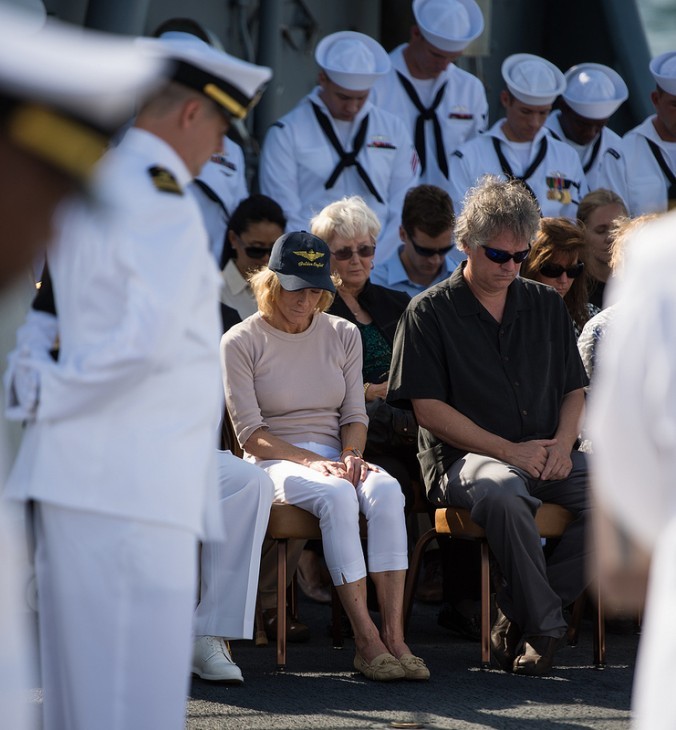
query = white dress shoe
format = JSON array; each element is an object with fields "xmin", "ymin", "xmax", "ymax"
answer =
[{"xmin": 192, "ymin": 635, "xmax": 244, "ymax": 683}]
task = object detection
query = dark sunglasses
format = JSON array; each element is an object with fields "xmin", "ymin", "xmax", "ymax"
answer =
[
  {"xmin": 481, "ymin": 245, "xmax": 530, "ymax": 264},
  {"xmin": 331, "ymin": 244, "xmax": 376, "ymax": 261},
  {"xmin": 408, "ymin": 233, "xmax": 453, "ymax": 258},
  {"xmin": 242, "ymin": 246, "xmax": 274, "ymax": 260},
  {"xmin": 539, "ymin": 261, "xmax": 585, "ymax": 279}
]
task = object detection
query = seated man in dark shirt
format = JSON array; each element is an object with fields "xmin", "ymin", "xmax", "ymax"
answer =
[{"xmin": 388, "ymin": 175, "xmax": 589, "ymax": 676}]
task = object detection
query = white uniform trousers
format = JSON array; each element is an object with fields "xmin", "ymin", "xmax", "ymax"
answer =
[
  {"xmin": 34, "ymin": 502, "xmax": 197, "ymax": 730},
  {"xmin": 632, "ymin": 518, "xmax": 676, "ymax": 730},
  {"xmin": 193, "ymin": 452, "xmax": 273, "ymax": 638},
  {"xmin": 254, "ymin": 442, "xmax": 408, "ymax": 586},
  {"xmin": 0, "ymin": 500, "xmax": 32, "ymax": 730}
]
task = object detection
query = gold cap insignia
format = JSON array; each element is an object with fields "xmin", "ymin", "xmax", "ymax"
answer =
[{"xmin": 293, "ymin": 249, "xmax": 325, "ymax": 262}]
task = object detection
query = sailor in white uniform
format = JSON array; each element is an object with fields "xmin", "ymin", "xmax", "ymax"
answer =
[
  {"xmin": 371, "ymin": 0, "xmax": 488, "ymax": 189},
  {"xmin": 259, "ymin": 31, "xmax": 419, "ymax": 266},
  {"xmin": 5, "ymin": 35, "xmax": 271, "ymax": 730},
  {"xmin": 192, "ymin": 135, "xmax": 248, "ymax": 266},
  {"xmin": 448, "ymin": 53, "xmax": 588, "ymax": 218},
  {"xmin": 622, "ymin": 52, "xmax": 676, "ymax": 216},
  {"xmin": 0, "ymin": 7, "xmax": 167, "ymax": 730},
  {"xmin": 546, "ymin": 63, "xmax": 629, "ymax": 202}
]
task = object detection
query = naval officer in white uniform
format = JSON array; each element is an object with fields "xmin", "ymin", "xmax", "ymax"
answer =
[
  {"xmin": 153, "ymin": 30, "xmax": 250, "ymax": 267},
  {"xmin": 448, "ymin": 53, "xmax": 588, "ymax": 218},
  {"xmin": 622, "ymin": 52, "xmax": 676, "ymax": 216},
  {"xmin": 370, "ymin": 0, "xmax": 488, "ymax": 189},
  {"xmin": 0, "ymin": 7, "xmax": 167, "ymax": 730},
  {"xmin": 259, "ymin": 30, "xmax": 419, "ymax": 265},
  {"xmin": 5, "ymin": 34, "xmax": 271, "ymax": 730},
  {"xmin": 546, "ymin": 63, "xmax": 629, "ymax": 202}
]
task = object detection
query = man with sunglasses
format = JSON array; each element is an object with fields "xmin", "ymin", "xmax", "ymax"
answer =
[
  {"xmin": 372, "ymin": 184, "xmax": 461, "ymax": 297},
  {"xmin": 371, "ymin": 0, "xmax": 488, "ymax": 189},
  {"xmin": 389, "ymin": 176, "xmax": 589, "ymax": 676}
]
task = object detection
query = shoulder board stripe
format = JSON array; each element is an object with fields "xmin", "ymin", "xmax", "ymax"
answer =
[{"xmin": 148, "ymin": 166, "xmax": 183, "ymax": 195}]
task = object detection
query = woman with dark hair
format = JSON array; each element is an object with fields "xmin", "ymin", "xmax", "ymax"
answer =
[
  {"xmin": 219, "ymin": 193, "xmax": 286, "ymax": 332},
  {"xmin": 521, "ymin": 217, "xmax": 598, "ymax": 336}
]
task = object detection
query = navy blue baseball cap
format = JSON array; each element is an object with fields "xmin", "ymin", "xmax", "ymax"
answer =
[{"xmin": 268, "ymin": 231, "xmax": 336, "ymax": 293}]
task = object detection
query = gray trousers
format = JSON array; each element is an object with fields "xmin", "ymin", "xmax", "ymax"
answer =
[{"xmin": 429, "ymin": 450, "xmax": 589, "ymax": 638}]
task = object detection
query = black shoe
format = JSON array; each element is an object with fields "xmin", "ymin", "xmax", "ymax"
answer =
[
  {"xmin": 416, "ymin": 559, "xmax": 443, "ymax": 604},
  {"xmin": 490, "ymin": 608, "xmax": 521, "ymax": 672},
  {"xmin": 262, "ymin": 608, "xmax": 311, "ymax": 643},
  {"xmin": 512, "ymin": 634, "xmax": 562, "ymax": 676},
  {"xmin": 437, "ymin": 602, "xmax": 481, "ymax": 642}
]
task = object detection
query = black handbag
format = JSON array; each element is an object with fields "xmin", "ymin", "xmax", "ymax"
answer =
[{"xmin": 365, "ymin": 397, "xmax": 418, "ymax": 453}]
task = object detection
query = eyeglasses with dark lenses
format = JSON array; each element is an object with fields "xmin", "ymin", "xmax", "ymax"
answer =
[
  {"xmin": 331, "ymin": 244, "xmax": 376, "ymax": 261},
  {"xmin": 243, "ymin": 246, "xmax": 274, "ymax": 260},
  {"xmin": 481, "ymin": 245, "xmax": 530, "ymax": 264},
  {"xmin": 539, "ymin": 261, "xmax": 585, "ymax": 279},
  {"xmin": 411, "ymin": 241, "xmax": 454, "ymax": 258},
  {"xmin": 407, "ymin": 232, "xmax": 453, "ymax": 258}
]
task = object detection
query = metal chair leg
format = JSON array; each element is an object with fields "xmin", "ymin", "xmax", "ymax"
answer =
[
  {"xmin": 480, "ymin": 541, "xmax": 491, "ymax": 669},
  {"xmin": 276, "ymin": 539, "xmax": 287, "ymax": 670},
  {"xmin": 403, "ymin": 527, "xmax": 440, "ymax": 634}
]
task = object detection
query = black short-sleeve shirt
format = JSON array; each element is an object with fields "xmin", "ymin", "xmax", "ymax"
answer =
[{"xmin": 387, "ymin": 264, "xmax": 589, "ymax": 490}]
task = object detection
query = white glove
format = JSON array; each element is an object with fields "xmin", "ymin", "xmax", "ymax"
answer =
[{"xmin": 5, "ymin": 353, "xmax": 40, "ymax": 422}]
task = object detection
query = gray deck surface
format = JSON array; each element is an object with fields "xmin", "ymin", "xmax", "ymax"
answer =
[{"xmin": 187, "ymin": 596, "xmax": 637, "ymax": 730}]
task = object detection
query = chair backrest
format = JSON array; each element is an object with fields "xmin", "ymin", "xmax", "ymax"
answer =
[{"xmin": 221, "ymin": 405, "xmax": 243, "ymax": 458}]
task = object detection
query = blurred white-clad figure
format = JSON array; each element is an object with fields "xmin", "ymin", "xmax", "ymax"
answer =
[
  {"xmin": 0, "ymin": 5, "xmax": 167, "ymax": 729},
  {"xmin": 589, "ymin": 210, "xmax": 676, "ymax": 729},
  {"xmin": 4, "ymin": 29, "xmax": 270, "ymax": 730}
]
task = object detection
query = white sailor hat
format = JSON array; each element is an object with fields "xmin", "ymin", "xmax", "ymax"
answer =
[
  {"xmin": 413, "ymin": 0, "xmax": 484, "ymax": 53},
  {"xmin": 501, "ymin": 53, "xmax": 566, "ymax": 106},
  {"xmin": 563, "ymin": 63, "xmax": 628, "ymax": 120},
  {"xmin": 141, "ymin": 34, "xmax": 272, "ymax": 119},
  {"xmin": 315, "ymin": 31, "xmax": 390, "ymax": 91},
  {"xmin": 0, "ymin": 3, "xmax": 166, "ymax": 183},
  {"xmin": 650, "ymin": 51, "xmax": 676, "ymax": 96}
]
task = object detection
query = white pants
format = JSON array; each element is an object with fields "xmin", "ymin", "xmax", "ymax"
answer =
[
  {"xmin": 193, "ymin": 451, "xmax": 273, "ymax": 638},
  {"xmin": 254, "ymin": 443, "xmax": 408, "ymax": 585},
  {"xmin": 633, "ymin": 518, "xmax": 676, "ymax": 729},
  {"xmin": 34, "ymin": 502, "xmax": 197, "ymax": 730},
  {"xmin": 0, "ymin": 501, "xmax": 31, "ymax": 730}
]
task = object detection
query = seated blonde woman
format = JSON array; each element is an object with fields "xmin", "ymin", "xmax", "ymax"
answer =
[
  {"xmin": 221, "ymin": 231, "xmax": 429, "ymax": 682},
  {"xmin": 576, "ymin": 188, "xmax": 628, "ymax": 309}
]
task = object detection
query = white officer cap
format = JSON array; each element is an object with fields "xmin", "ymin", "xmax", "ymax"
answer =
[
  {"xmin": 563, "ymin": 63, "xmax": 628, "ymax": 120},
  {"xmin": 315, "ymin": 31, "xmax": 390, "ymax": 91},
  {"xmin": 0, "ymin": 3, "xmax": 166, "ymax": 183},
  {"xmin": 650, "ymin": 51, "xmax": 676, "ymax": 96},
  {"xmin": 141, "ymin": 34, "xmax": 272, "ymax": 119},
  {"xmin": 501, "ymin": 53, "xmax": 566, "ymax": 106},
  {"xmin": 413, "ymin": 0, "xmax": 484, "ymax": 53}
]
